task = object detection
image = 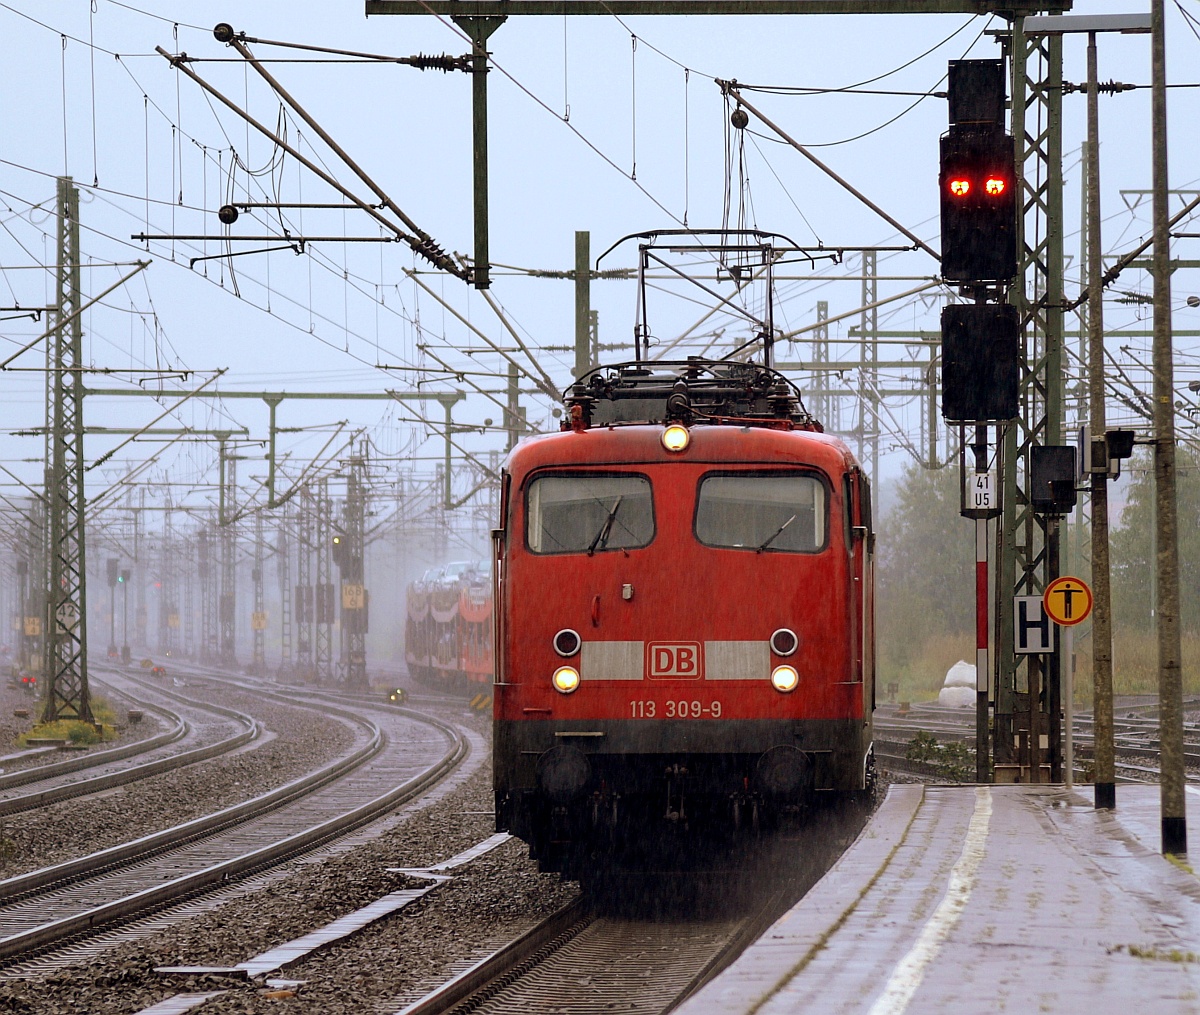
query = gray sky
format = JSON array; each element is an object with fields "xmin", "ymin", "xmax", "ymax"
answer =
[{"xmin": 0, "ymin": 0, "xmax": 1197, "ymax": 511}]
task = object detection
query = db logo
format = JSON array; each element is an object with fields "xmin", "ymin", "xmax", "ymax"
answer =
[{"xmin": 647, "ymin": 642, "xmax": 703, "ymax": 680}]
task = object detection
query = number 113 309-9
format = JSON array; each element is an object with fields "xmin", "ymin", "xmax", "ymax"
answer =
[{"xmin": 630, "ymin": 700, "xmax": 722, "ymax": 718}]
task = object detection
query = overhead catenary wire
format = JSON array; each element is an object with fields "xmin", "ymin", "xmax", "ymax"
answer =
[
  {"xmin": 5, "ymin": 4, "xmax": 1190, "ymax": 512},
  {"xmin": 155, "ymin": 46, "xmax": 465, "ymax": 279}
]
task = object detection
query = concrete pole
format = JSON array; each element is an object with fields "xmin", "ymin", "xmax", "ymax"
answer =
[
  {"xmin": 1086, "ymin": 34, "xmax": 1116, "ymax": 811},
  {"xmin": 575, "ymin": 231, "xmax": 591, "ymax": 379},
  {"xmin": 1150, "ymin": 0, "xmax": 1186, "ymax": 855},
  {"xmin": 454, "ymin": 16, "xmax": 506, "ymax": 290}
]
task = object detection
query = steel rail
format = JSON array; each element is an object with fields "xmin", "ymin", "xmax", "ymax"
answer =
[
  {"xmin": 0, "ymin": 704, "xmax": 378, "ymax": 906},
  {"xmin": 0, "ymin": 697, "xmax": 187, "ymax": 793},
  {"xmin": 0, "ymin": 698, "xmax": 466, "ymax": 963},
  {"xmin": 397, "ymin": 874, "xmax": 815, "ymax": 1015},
  {"xmin": 396, "ymin": 901, "xmax": 592, "ymax": 1015},
  {"xmin": 875, "ymin": 708, "xmax": 1200, "ymax": 781},
  {"xmin": 0, "ymin": 677, "xmax": 262, "ymax": 817}
]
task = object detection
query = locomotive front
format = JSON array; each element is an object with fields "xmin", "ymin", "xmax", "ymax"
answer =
[{"xmin": 493, "ymin": 362, "xmax": 875, "ymax": 874}]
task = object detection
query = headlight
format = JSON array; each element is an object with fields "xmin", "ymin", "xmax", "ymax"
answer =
[
  {"xmin": 553, "ymin": 629, "xmax": 582, "ymax": 657},
  {"xmin": 770, "ymin": 628, "xmax": 798, "ymax": 657},
  {"xmin": 661, "ymin": 425, "xmax": 690, "ymax": 452},
  {"xmin": 771, "ymin": 665, "xmax": 799, "ymax": 693},
  {"xmin": 552, "ymin": 665, "xmax": 581, "ymax": 694}
]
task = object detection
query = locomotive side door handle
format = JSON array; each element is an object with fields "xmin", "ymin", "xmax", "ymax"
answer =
[{"xmin": 592, "ymin": 594, "xmax": 601, "ymax": 627}]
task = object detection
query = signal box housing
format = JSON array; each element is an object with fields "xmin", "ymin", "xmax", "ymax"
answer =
[
  {"xmin": 941, "ymin": 303, "xmax": 1019, "ymax": 422},
  {"xmin": 1030, "ymin": 445, "xmax": 1078, "ymax": 515},
  {"xmin": 940, "ymin": 130, "xmax": 1018, "ymax": 284},
  {"xmin": 947, "ymin": 59, "xmax": 1006, "ymax": 130}
]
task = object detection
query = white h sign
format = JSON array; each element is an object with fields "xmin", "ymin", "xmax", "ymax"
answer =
[{"xmin": 1014, "ymin": 596, "xmax": 1052, "ymax": 654}]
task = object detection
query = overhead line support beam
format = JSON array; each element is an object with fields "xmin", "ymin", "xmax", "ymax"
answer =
[{"xmin": 369, "ymin": 1, "xmax": 1069, "ymax": 13}]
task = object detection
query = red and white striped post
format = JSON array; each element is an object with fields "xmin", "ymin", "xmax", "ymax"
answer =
[
  {"xmin": 964, "ymin": 425, "xmax": 994, "ymax": 783},
  {"xmin": 976, "ymin": 513, "xmax": 989, "ymax": 782}
]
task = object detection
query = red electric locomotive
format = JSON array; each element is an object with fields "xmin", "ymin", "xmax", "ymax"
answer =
[{"xmin": 492, "ymin": 359, "xmax": 875, "ymax": 874}]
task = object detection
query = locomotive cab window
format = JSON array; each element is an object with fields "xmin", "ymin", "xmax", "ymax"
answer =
[
  {"xmin": 526, "ymin": 473, "xmax": 655, "ymax": 554},
  {"xmin": 695, "ymin": 472, "xmax": 827, "ymax": 553}
]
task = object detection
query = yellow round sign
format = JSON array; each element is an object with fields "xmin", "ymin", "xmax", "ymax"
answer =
[{"xmin": 1043, "ymin": 576, "xmax": 1093, "ymax": 626}]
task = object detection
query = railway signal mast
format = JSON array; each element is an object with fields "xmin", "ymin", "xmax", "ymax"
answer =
[{"xmin": 939, "ymin": 60, "xmax": 1018, "ymax": 783}]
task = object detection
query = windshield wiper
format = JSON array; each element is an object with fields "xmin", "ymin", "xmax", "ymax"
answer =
[
  {"xmin": 757, "ymin": 513, "xmax": 797, "ymax": 553},
  {"xmin": 587, "ymin": 497, "xmax": 623, "ymax": 556}
]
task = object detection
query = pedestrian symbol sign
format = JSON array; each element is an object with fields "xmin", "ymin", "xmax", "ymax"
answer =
[{"xmin": 1043, "ymin": 576, "xmax": 1092, "ymax": 626}]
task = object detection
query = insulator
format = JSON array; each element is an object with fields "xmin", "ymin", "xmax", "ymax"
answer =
[
  {"xmin": 1063, "ymin": 78, "xmax": 1136, "ymax": 96},
  {"xmin": 213, "ymin": 23, "xmax": 235, "ymax": 44},
  {"xmin": 408, "ymin": 52, "xmax": 471, "ymax": 73},
  {"xmin": 731, "ymin": 107, "xmax": 749, "ymax": 130},
  {"xmin": 217, "ymin": 204, "xmax": 239, "ymax": 225},
  {"xmin": 409, "ymin": 235, "xmax": 456, "ymax": 273}
]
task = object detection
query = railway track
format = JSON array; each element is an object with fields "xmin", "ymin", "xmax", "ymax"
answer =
[
  {"xmin": 401, "ymin": 901, "xmax": 750, "ymax": 1015},
  {"xmin": 395, "ymin": 881, "xmax": 815, "ymax": 1015},
  {"xmin": 873, "ymin": 696, "xmax": 1200, "ymax": 782},
  {"xmin": 389, "ymin": 802, "xmax": 871, "ymax": 1015},
  {"xmin": 0, "ymin": 681, "xmax": 468, "ymax": 971},
  {"xmin": 0, "ymin": 670, "xmax": 259, "ymax": 817}
]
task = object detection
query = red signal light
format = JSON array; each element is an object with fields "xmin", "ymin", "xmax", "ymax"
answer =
[
  {"xmin": 985, "ymin": 177, "xmax": 1006, "ymax": 196},
  {"xmin": 948, "ymin": 178, "xmax": 971, "ymax": 197}
]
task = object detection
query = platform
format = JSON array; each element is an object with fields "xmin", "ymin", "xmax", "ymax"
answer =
[{"xmin": 680, "ymin": 783, "xmax": 1200, "ymax": 1014}]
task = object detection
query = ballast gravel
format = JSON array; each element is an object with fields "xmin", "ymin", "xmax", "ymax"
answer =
[
  {"xmin": 0, "ymin": 682, "xmax": 357, "ymax": 880},
  {"xmin": 0, "ymin": 724, "xmax": 579, "ymax": 1015}
]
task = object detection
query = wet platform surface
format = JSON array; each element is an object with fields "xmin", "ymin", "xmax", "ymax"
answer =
[{"xmin": 680, "ymin": 783, "xmax": 1200, "ymax": 1014}]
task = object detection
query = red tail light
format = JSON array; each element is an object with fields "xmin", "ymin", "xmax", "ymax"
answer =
[
  {"xmin": 985, "ymin": 177, "xmax": 1006, "ymax": 196},
  {"xmin": 948, "ymin": 178, "xmax": 970, "ymax": 197}
]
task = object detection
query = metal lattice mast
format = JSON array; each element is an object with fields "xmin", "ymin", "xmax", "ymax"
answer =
[
  {"xmin": 183, "ymin": 534, "xmax": 195, "ymax": 657},
  {"xmin": 41, "ymin": 178, "xmax": 92, "ymax": 724},
  {"xmin": 859, "ymin": 251, "xmax": 879, "ymax": 478},
  {"xmin": 219, "ymin": 451, "xmax": 238, "ymax": 667},
  {"xmin": 296, "ymin": 489, "xmax": 313, "ymax": 677},
  {"xmin": 199, "ymin": 525, "xmax": 216, "ymax": 662},
  {"xmin": 315, "ymin": 477, "xmax": 332, "ymax": 684},
  {"xmin": 1072, "ymin": 140, "xmax": 1092, "ymax": 583},
  {"xmin": 343, "ymin": 453, "xmax": 368, "ymax": 690},
  {"xmin": 135, "ymin": 487, "xmax": 147, "ymax": 650},
  {"xmin": 994, "ymin": 22, "xmax": 1065, "ymax": 778},
  {"xmin": 161, "ymin": 507, "xmax": 174, "ymax": 655},
  {"xmin": 20, "ymin": 505, "xmax": 40, "ymax": 676},
  {"xmin": 276, "ymin": 504, "xmax": 292, "ymax": 678},
  {"xmin": 252, "ymin": 510, "xmax": 265, "ymax": 674},
  {"xmin": 811, "ymin": 300, "xmax": 829, "ymax": 426}
]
